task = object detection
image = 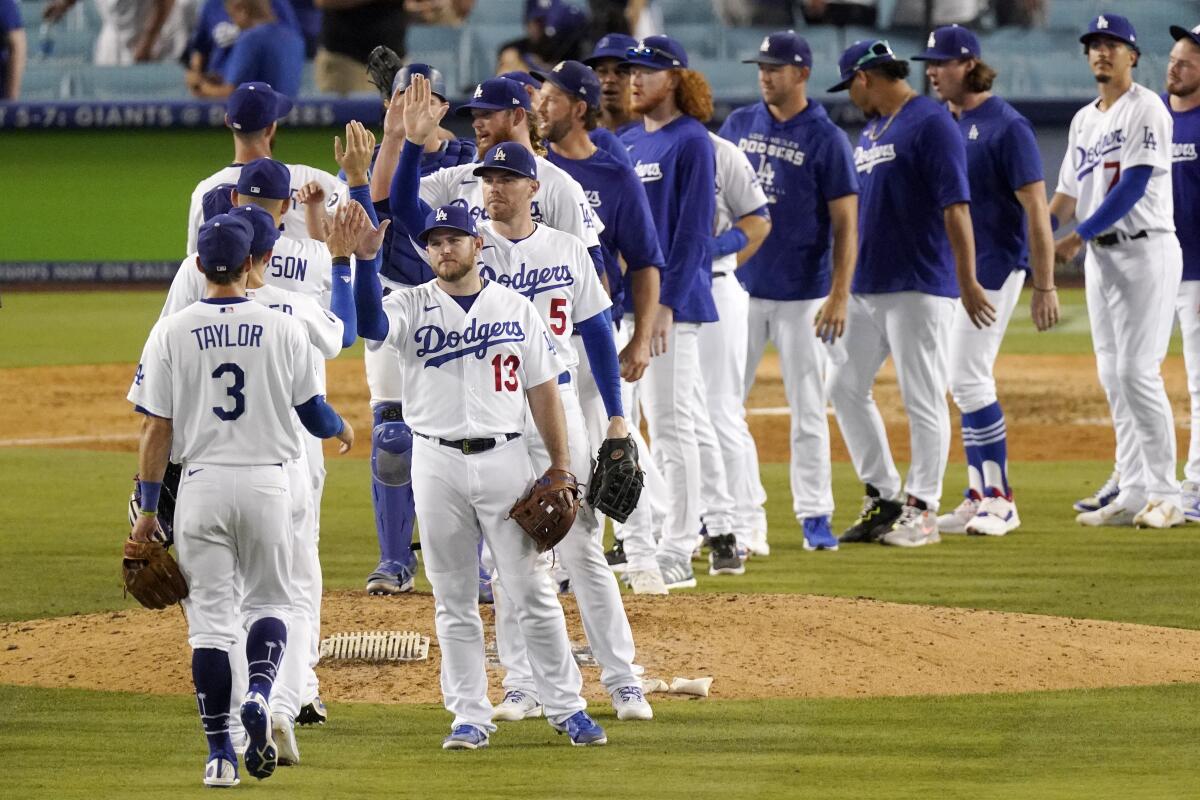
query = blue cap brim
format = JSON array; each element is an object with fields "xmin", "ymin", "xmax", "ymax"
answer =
[
  {"xmin": 583, "ymin": 52, "xmax": 626, "ymax": 66},
  {"xmin": 742, "ymin": 55, "xmax": 797, "ymax": 65},
  {"xmin": 827, "ymin": 76, "xmax": 853, "ymax": 92},
  {"xmin": 619, "ymin": 55, "xmax": 674, "ymax": 71},
  {"xmin": 1080, "ymin": 32, "xmax": 1139, "ymax": 52},
  {"xmin": 472, "ymin": 164, "xmax": 534, "ymax": 179},
  {"xmin": 455, "ymin": 101, "xmax": 516, "ymax": 116},
  {"xmin": 418, "ymin": 224, "xmax": 476, "ymax": 244}
]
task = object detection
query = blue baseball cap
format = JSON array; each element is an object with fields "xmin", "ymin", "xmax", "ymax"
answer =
[
  {"xmin": 226, "ymin": 82, "xmax": 293, "ymax": 132},
  {"xmin": 1169, "ymin": 23, "xmax": 1200, "ymax": 49},
  {"xmin": 912, "ymin": 25, "xmax": 981, "ymax": 61},
  {"xmin": 584, "ymin": 32, "xmax": 637, "ymax": 66},
  {"xmin": 500, "ymin": 70, "xmax": 543, "ymax": 89},
  {"xmin": 418, "ymin": 204, "xmax": 478, "ymax": 243},
  {"xmin": 531, "ymin": 60, "xmax": 601, "ymax": 107},
  {"xmin": 201, "ymin": 183, "xmax": 236, "ymax": 222},
  {"xmin": 236, "ymin": 158, "xmax": 291, "ymax": 201},
  {"xmin": 473, "ymin": 142, "xmax": 538, "ymax": 180},
  {"xmin": 456, "ymin": 77, "xmax": 531, "ymax": 116},
  {"xmin": 622, "ymin": 35, "xmax": 688, "ymax": 71},
  {"xmin": 197, "ymin": 214, "xmax": 254, "ymax": 275},
  {"xmin": 828, "ymin": 39, "xmax": 902, "ymax": 92},
  {"xmin": 229, "ymin": 204, "xmax": 281, "ymax": 256},
  {"xmin": 1081, "ymin": 14, "xmax": 1139, "ymax": 53},
  {"xmin": 742, "ymin": 30, "xmax": 812, "ymax": 67},
  {"xmin": 392, "ymin": 63, "xmax": 446, "ymax": 101}
]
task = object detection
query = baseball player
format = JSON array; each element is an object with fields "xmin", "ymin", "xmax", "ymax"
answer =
[
  {"xmin": 913, "ymin": 26, "xmax": 1060, "ymax": 537},
  {"xmin": 533, "ymin": 59, "xmax": 672, "ymax": 594},
  {"xmin": 619, "ymin": 35, "xmax": 718, "ymax": 587},
  {"xmin": 353, "ymin": 202, "xmax": 609, "ymax": 749},
  {"xmin": 1166, "ymin": 24, "xmax": 1200, "ymax": 521},
  {"xmin": 584, "ymin": 33, "xmax": 641, "ymax": 136},
  {"xmin": 827, "ymin": 39, "xmax": 993, "ymax": 548},
  {"xmin": 720, "ymin": 31, "xmax": 860, "ymax": 555},
  {"xmin": 185, "ymin": 82, "xmax": 347, "ymax": 252},
  {"xmin": 1050, "ymin": 15, "xmax": 1183, "ymax": 529},
  {"xmin": 128, "ymin": 213, "xmax": 354, "ymax": 786}
]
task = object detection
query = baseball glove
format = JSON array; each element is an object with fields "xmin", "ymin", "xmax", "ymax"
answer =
[
  {"xmin": 508, "ymin": 469, "xmax": 581, "ymax": 552},
  {"xmin": 122, "ymin": 536, "xmax": 188, "ymax": 609},
  {"xmin": 366, "ymin": 45, "xmax": 405, "ymax": 101},
  {"xmin": 586, "ymin": 436, "xmax": 644, "ymax": 523}
]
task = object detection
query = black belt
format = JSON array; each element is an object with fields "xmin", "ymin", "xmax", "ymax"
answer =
[
  {"xmin": 414, "ymin": 431, "xmax": 519, "ymax": 454},
  {"xmin": 1093, "ymin": 229, "xmax": 1148, "ymax": 248},
  {"xmin": 713, "ymin": 271, "xmax": 730, "ymax": 278}
]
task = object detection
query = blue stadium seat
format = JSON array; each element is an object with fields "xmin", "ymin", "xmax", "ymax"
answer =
[
  {"xmin": 722, "ymin": 27, "xmax": 779, "ymax": 62},
  {"xmin": 462, "ymin": 24, "xmax": 523, "ymax": 86},
  {"xmin": 657, "ymin": 0, "xmax": 718, "ymax": 25},
  {"xmin": 467, "ymin": 0, "xmax": 523, "ymax": 25},
  {"xmin": 1046, "ymin": 0, "xmax": 1098, "ymax": 31},
  {"xmin": 671, "ymin": 22, "xmax": 722, "ymax": 60},
  {"xmin": 18, "ymin": 63, "xmax": 76, "ymax": 100},
  {"xmin": 76, "ymin": 64, "xmax": 189, "ymax": 99},
  {"xmin": 689, "ymin": 58, "xmax": 758, "ymax": 101}
]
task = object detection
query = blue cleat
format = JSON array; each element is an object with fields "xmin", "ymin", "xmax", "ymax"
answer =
[
  {"xmin": 442, "ymin": 724, "xmax": 490, "ymax": 750},
  {"xmin": 478, "ymin": 567, "xmax": 495, "ymax": 604},
  {"xmin": 802, "ymin": 516, "xmax": 839, "ymax": 552},
  {"xmin": 366, "ymin": 553, "xmax": 418, "ymax": 595},
  {"xmin": 550, "ymin": 711, "xmax": 607, "ymax": 746},
  {"xmin": 239, "ymin": 692, "xmax": 277, "ymax": 780}
]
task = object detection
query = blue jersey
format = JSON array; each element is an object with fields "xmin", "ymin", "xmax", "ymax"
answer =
[
  {"xmin": 1164, "ymin": 93, "xmax": 1200, "ymax": 281},
  {"xmin": 186, "ymin": 0, "xmax": 299, "ymax": 75},
  {"xmin": 588, "ymin": 127, "xmax": 634, "ymax": 167},
  {"xmin": 546, "ymin": 145, "xmax": 663, "ymax": 321},
  {"xmin": 222, "ymin": 22, "xmax": 305, "ymax": 98},
  {"xmin": 0, "ymin": 0, "xmax": 21, "ymax": 101},
  {"xmin": 957, "ymin": 96, "xmax": 1042, "ymax": 290},
  {"xmin": 621, "ymin": 116, "xmax": 718, "ymax": 323},
  {"xmin": 853, "ymin": 94, "xmax": 970, "ymax": 297},
  {"xmin": 719, "ymin": 101, "xmax": 858, "ymax": 301}
]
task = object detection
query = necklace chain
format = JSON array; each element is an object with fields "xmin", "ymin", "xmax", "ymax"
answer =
[{"xmin": 865, "ymin": 93, "xmax": 917, "ymax": 142}]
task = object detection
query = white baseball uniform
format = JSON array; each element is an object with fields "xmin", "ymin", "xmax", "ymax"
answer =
[
  {"xmin": 367, "ymin": 279, "xmax": 587, "ymax": 731},
  {"xmin": 1056, "ymin": 82, "xmax": 1181, "ymax": 507}
]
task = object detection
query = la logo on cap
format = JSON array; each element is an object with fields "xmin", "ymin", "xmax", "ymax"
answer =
[
  {"xmin": 1097, "ymin": 15, "xmax": 1108, "ymax": 29},
  {"xmin": 1194, "ymin": 24, "xmax": 1200, "ymax": 34},
  {"xmin": 554, "ymin": 61, "xmax": 565, "ymax": 72},
  {"xmin": 760, "ymin": 35, "xmax": 770, "ymax": 51},
  {"xmin": 927, "ymin": 32, "xmax": 936, "ymax": 47},
  {"xmin": 435, "ymin": 208, "xmax": 448, "ymax": 221},
  {"xmin": 474, "ymin": 84, "xmax": 483, "ymax": 98},
  {"xmin": 494, "ymin": 148, "xmax": 507, "ymax": 162},
  {"xmin": 961, "ymin": 46, "xmax": 970, "ymax": 54}
]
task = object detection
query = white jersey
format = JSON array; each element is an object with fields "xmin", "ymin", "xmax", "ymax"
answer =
[
  {"xmin": 185, "ymin": 164, "xmax": 349, "ymax": 253},
  {"xmin": 367, "ymin": 280, "xmax": 564, "ymax": 439},
  {"xmin": 1056, "ymin": 82, "xmax": 1175, "ymax": 235},
  {"xmin": 163, "ymin": 237, "xmax": 340, "ymax": 317},
  {"xmin": 127, "ymin": 299, "xmax": 323, "ymax": 465},
  {"xmin": 710, "ymin": 132, "xmax": 770, "ymax": 275},
  {"xmin": 475, "ymin": 222, "xmax": 610, "ymax": 371},
  {"xmin": 418, "ymin": 156, "xmax": 604, "ymax": 249},
  {"xmin": 245, "ymin": 284, "xmax": 344, "ymax": 361}
]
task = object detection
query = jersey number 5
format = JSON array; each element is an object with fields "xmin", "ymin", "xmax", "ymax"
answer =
[
  {"xmin": 549, "ymin": 297, "xmax": 567, "ymax": 335},
  {"xmin": 212, "ymin": 363, "xmax": 246, "ymax": 421},
  {"xmin": 491, "ymin": 354, "xmax": 520, "ymax": 392}
]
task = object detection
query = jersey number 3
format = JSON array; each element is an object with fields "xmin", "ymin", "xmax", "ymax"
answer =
[
  {"xmin": 212, "ymin": 363, "xmax": 246, "ymax": 421},
  {"xmin": 491, "ymin": 354, "xmax": 520, "ymax": 392}
]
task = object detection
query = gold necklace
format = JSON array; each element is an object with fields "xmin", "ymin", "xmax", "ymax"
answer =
[{"xmin": 865, "ymin": 93, "xmax": 917, "ymax": 142}]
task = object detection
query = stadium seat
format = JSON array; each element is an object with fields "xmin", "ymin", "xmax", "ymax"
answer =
[
  {"xmin": 18, "ymin": 63, "xmax": 76, "ymax": 100},
  {"xmin": 690, "ymin": 58, "xmax": 758, "ymax": 101},
  {"xmin": 466, "ymin": 0, "xmax": 523, "ymax": 25},
  {"xmin": 1046, "ymin": 0, "xmax": 1099, "ymax": 31},
  {"xmin": 722, "ymin": 26, "xmax": 779, "ymax": 62},
  {"xmin": 76, "ymin": 64, "xmax": 189, "ymax": 99},
  {"xmin": 462, "ymin": 24, "xmax": 523, "ymax": 86},
  {"xmin": 657, "ymin": 0, "xmax": 718, "ymax": 25},
  {"xmin": 405, "ymin": 50, "xmax": 463, "ymax": 95},
  {"xmin": 671, "ymin": 22, "xmax": 722, "ymax": 60}
]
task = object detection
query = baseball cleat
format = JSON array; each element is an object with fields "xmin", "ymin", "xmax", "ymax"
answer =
[
  {"xmin": 967, "ymin": 495, "xmax": 1020, "ymax": 536},
  {"xmin": 1133, "ymin": 499, "xmax": 1186, "ymax": 529},
  {"xmin": 240, "ymin": 692, "xmax": 278, "ymax": 780},
  {"xmin": 203, "ymin": 754, "xmax": 239, "ymax": 788},
  {"xmin": 271, "ymin": 712, "xmax": 300, "ymax": 766},
  {"xmin": 1181, "ymin": 481, "xmax": 1200, "ymax": 522},
  {"xmin": 1076, "ymin": 501, "xmax": 1138, "ymax": 527},
  {"xmin": 840, "ymin": 485, "xmax": 904, "ymax": 543},
  {"xmin": 656, "ymin": 554, "xmax": 697, "ymax": 589},
  {"xmin": 550, "ymin": 711, "xmax": 607, "ymax": 746},
  {"xmin": 937, "ymin": 492, "xmax": 980, "ymax": 534},
  {"xmin": 605, "ymin": 540, "xmax": 627, "ymax": 573},
  {"xmin": 802, "ymin": 516, "xmax": 838, "ymax": 551},
  {"xmin": 296, "ymin": 697, "xmax": 327, "ymax": 726},
  {"xmin": 612, "ymin": 686, "xmax": 653, "ymax": 721},
  {"xmin": 747, "ymin": 528, "xmax": 770, "ymax": 557},
  {"xmin": 625, "ymin": 568, "xmax": 669, "ymax": 595},
  {"xmin": 442, "ymin": 724, "xmax": 489, "ymax": 750},
  {"xmin": 478, "ymin": 566, "xmax": 495, "ymax": 604},
  {"xmin": 365, "ymin": 556, "xmax": 416, "ymax": 595},
  {"xmin": 880, "ymin": 504, "xmax": 941, "ymax": 548},
  {"xmin": 708, "ymin": 534, "xmax": 745, "ymax": 575},
  {"xmin": 1074, "ymin": 470, "xmax": 1120, "ymax": 513},
  {"xmin": 492, "ymin": 690, "xmax": 543, "ymax": 721}
]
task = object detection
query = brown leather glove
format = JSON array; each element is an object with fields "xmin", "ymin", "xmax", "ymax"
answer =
[
  {"xmin": 508, "ymin": 469, "xmax": 581, "ymax": 552},
  {"xmin": 122, "ymin": 537, "xmax": 189, "ymax": 609}
]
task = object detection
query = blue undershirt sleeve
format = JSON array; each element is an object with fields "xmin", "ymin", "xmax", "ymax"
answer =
[
  {"xmin": 1075, "ymin": 165, "xmax": 1152, "ymax": 241},
  {"xmin": 588, "ymin": 245, "xmax": 606, "ymax": 280},
  {"xmin": 329, "ymin": 260, "xmax": 356, "ymax": 347},
  {"xmin": 349, "ymin": 183, "xmax": 379, "ymax": 228},
  {"xmin": 352, "ymin": 251, "xmax": 389, "ymax": 341},
  {"xmin": 294, "ymin": 395, "xmax": 344, "ymax": 438},
  {"xmin": 390, "ymin": 138, "xmax": 436, "ymax": 241},
  {"xmin": 575, "ymin": 309, "xmax": 623, "ymax": 420}
]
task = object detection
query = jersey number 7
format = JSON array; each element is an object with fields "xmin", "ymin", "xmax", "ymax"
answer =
[{"xmin": 1103, "ymin": 161, "xmax": 1121, "ymax": 194}]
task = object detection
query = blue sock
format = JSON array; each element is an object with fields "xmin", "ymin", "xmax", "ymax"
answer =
[
  {"xmin": 246, "ymin": 617, "xmax": 287, "ymax": 700},
  {"xmin": 372, "ymin": 405, "xmax": 416, "ymax": 565},
  {"xmin": 962, "ymin": 401, "xmax": 1009, "ymax": 496},
  {"xmin": 192, "ymin": 648, "xmax": 233, "ymax": 758}
]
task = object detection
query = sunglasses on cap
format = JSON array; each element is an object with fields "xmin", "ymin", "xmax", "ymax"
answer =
[
  {"xmin": 626, "ymin": 45, "xmax": 680, "ymax": 63},
  {"xmin": 855, "ymin": 40, "xmax": 895, "ymax": 69}
]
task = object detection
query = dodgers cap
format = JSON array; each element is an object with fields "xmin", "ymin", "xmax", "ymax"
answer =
[
  {"xmin": 236, "ymin": 158, "xmax": 292, "ymax": 201},
  {"xmin": 201, "ymin": 183, "xmax": 237, "ymax": 222},
  {"xmin": 456, "ymin": 77, "xmax": 531, "ymax": 116},
  {"xmin": 528, "ymin": 0, "xmax": 588, "ymax": 38},
  {"xmin": 829, "ymin": 39, "xmax": 902, "ymax": 92},
  {"xmin": 500, "ymin": 70, "xmax": 543, "ymax": 89},
  {"xmin": 226, "ymin": 82, "xmax": 293, "ymax": 132},
  {"xmin": 392, "ymin": 63, "xmax": 447, "ymax": 101},
  {"xmin": 229, "ymin": 204, "xmax": 281, "ymax": 256},
  {"xmin": 743, "ymin": 30, "xmax": 812, "ymax": 67},
  {"xmin": 912, "ymin": 25, "xmax": 981, "ymax": 61},
  {"xmin": 473, "ymin": 142, "xmax": 538, "ymax": 180},
  {"xmin": 584, "ymin": 32, "xmax": 637, "ymax": 66},
  {"xmin": 622, "ymin": 35, "xmax": 689, "ymax": 71},
  {"xmin": 197, "ymin": 214, "xmax": 254, "ymax": 275},
  {"xmin": 1169, "ymin": 23, "xmax": 1200, "ymax": 50},
  {"xmin": 1081, "ymin": 14, "xmax": 1139, "ymax": 53},
  {"xmin": 531, "ymin": 60, "xmax": 601, "ymax": 108},
  {"xmin": 418, "ymin": 204, "xmax": 478, "ymax": 243}
]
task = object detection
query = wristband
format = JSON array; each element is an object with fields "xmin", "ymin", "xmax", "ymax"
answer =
[
  {"xmin": 1049, "ymin": 213, "xmax": 1059, "ymax": 233},
  {"xmin": 139, "ymin": 480, "xmax": 162, "ymax": 514},
  {"xmin": 1033, "ymin": 286, "xmax": 1057, "ymax": 292},
  {"xmin": 139, "ymin": 510, "xmax": 158, "ymax": 517},
  {"xmin": 332, "ymin": 256, "xmax": 352, "ymax": 267}
]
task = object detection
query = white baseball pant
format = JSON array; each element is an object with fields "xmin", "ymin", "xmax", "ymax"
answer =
[{"xmin": 1176, "ymin": 280, "xmax": 1200, "ymax": 484}]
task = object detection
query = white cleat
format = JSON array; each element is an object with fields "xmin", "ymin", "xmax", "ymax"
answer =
[
  {"xmin": 966, "ymin": 496, "xmax": 1020, "ymax": 536},
  {"xmin": 491, "ymin": 690, "xmax": 543, "ymax": 721},
  {"xmin": 747, "ymin": 528, "xmax": 770, "ymax": 557},
  {"xmin": 880, "ymin": 505, "xmax": 941, "ymax": 548},
  {"xmin": 626, "ymin": 568, "xmax": 669, "ymax": 595},
  {"xmin": 271, "ymin": 712, "xmax": 300, "ymax": 766},
  {"xmin": 937, "ymin": 495, "xmax": 979, "ymax": 534},
  {"xmin": 612, "ymin": 685, "xmax": 654, "ymax": 721},
  {"xmin": 1076, "ymin": 502, "xmax": 1138, "ymax": 527},
  {"xmin": 1133, "ymin": 500, "xmax": 1186, "ymax": 529},
  {"xmin": 203, "ymin": 755, "xmax": 239, "ymax": 788},
  {"xmin": 1181, "ymin": 481, "xmax": 1200, "ymax": 522}
]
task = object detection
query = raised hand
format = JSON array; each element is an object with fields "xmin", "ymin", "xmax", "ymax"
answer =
[
  {"xmin": 334, "ymin": 120, "xmax": 377, "ymax": 186},
  {"xmin": 402, "ymin": 74, "xmax": 448, "ymax": 146}
]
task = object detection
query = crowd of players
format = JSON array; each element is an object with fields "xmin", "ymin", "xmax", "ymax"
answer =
[{"xmin": 126, "ymin": 11, "xmax": 1200, "ymax": 781}]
